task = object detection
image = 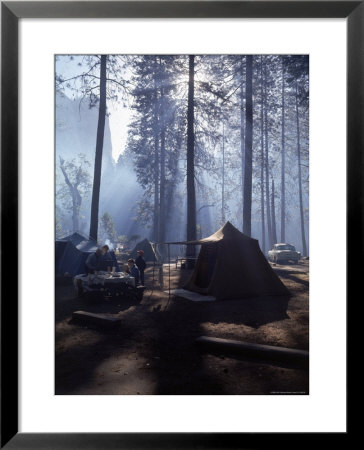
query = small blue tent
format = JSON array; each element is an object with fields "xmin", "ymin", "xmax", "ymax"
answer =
[
  {"xmin": 55, "ymin": 233, "xmax": 119, "ymax": 276},
  {"xmin": 60, "ymin": 232, "xmax": 87, "ymax": 246}
]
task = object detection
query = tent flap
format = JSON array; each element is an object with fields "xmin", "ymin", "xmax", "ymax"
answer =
[{"xmin": 165, "ymin": 221, "xmax": 258, "ymax": 246}]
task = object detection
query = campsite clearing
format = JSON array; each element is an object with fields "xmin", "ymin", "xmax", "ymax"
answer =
[{"xmin": 55, "ymin": 260, "xmax": 309, "ymax": 395}]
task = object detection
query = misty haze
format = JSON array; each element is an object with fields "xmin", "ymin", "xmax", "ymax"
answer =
[{"xmin": 55, "ymin": 54, "xmax": 309, "ymax": 395}]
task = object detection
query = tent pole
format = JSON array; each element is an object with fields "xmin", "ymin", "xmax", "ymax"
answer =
[{"xmin": 168, "ymin": 243, "xmax": 171, "ymax": 301}]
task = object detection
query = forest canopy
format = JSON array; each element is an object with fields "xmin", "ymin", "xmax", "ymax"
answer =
[{"xmin": 55, "ymin": 54, "xmax": 309, "ymax": 257}]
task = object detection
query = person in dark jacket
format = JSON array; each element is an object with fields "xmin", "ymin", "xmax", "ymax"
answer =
[
  {"xmin": 85, "ymin": 249, "xmax": 103, "ymax": 274},
  {"xmin": 126, "ymin": 259, "xmax": 140, "ymax": 285},
  {"xmin": 85, "ymin": 245, "xmax": 110, "ymax": 274},
  {"xmin": 135, "ymin": 250, "xmax": 146, "ymax": 285},
  {"xmin": 100, "ymin": 245, "xmax": 114, "ymax": 271}
]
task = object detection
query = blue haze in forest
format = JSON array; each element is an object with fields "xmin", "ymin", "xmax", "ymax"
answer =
[{"xmin": 55, "ymin": 54, "xmax": 309, "ymax": 257}]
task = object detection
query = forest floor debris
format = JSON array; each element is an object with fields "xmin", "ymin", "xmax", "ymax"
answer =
[{"xmin": 55, "ymin": 260, "xmax": 309, "ymax": 395}]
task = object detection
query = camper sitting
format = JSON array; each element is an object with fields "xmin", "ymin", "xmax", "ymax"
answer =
[{"xmin": 126, "ymin": 259, "xmax": 140, "ymax": 285}]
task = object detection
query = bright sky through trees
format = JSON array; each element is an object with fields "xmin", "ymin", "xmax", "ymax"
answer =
[
  {"xmin": 56, "ymin": 56, "xmax": 130, "ymax": 161},
  {"xmin": 55, "ymin": 54, "xmax": 308, "ymax": 256}
]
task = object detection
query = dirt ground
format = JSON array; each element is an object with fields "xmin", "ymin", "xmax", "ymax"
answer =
[{"xmin": 55, "ymin": 260, "xmax": 309, "ymax": 395}]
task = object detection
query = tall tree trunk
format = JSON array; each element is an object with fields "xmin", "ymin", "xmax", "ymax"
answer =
[
  {"xmin": 59, "ymin": 158, "xmax": 82, "ymax": 233},
  {"xmin": 295, "ymin": 79, "xmax": 308, "ymax": 256},
  {"xmin": 271, "ymin": 178, "xmax": 278, "ymax": 244},
  {"xmin": 158, "ymin": 58, "xmax": 166, "ymax": 256},
  {"xmin": 165, "ymin": 135, "xmax": 181, "ymax": 242},
  {"xmin": 153, "ymin": 61, "xmax": 160, "ymax": 242},
  {"xmin": 153, "ymin": 138, "xmax": 160, "ymax": 242},
  {"xmin": 165, "ymin": 180, "xmax": 175, "ymax": 239},
  {"xmin": 243, "ymin": 55, "xmax": 253, "ymax": 236},
  {"xmin": 281, "ymin": 56, "xmax": 286, "ymax": 243},
  {"xmin": 72, "ymin": 200, "xmax": 79, "ymax": 232},
  {"xmin": 259, "ymin": 57, "xmax": 266, "ymax": 253},
  {"xmin": 240, "ymin": 57, "xmax": 245, "ymax": 225},
  {"xmin": 186, "ymin": 55, "xmax": 196, "ymax": 266},
  {"xmin": 222, "ymin": 122, "xmax": 226, "ymax": 225},
  {"xmin": 159, "ymin": 126, "xmax": 166, "ymax": 254},
  {"xmin": 72, "ymin": 189, "xmax": 82, "ymax": 232},
  {"xmin": 264, "ymin": 58, "xmax": 272, "ymax": 249},
  {"xmin": 89, "ymin": 54, "xmax": 107, "ymax": 242}
]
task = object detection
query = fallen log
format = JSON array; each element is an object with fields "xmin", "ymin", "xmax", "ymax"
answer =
[
  {"xmin": 72, "ymin": 311, "xmax": 121, "ymax": 329},
  {"xmin": 196, "ymin": 336, "xmax": 308, "ymax": 368}
]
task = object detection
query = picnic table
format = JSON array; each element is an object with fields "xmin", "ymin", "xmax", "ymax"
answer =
[{"xmin": 73, "ymin": 271, "xmax": 144, "ymax": 302}]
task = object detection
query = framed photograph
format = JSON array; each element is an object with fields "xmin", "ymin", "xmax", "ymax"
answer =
[{"xmin": 1, "ymin": 1, "xmax": 354, "ymax": 448}]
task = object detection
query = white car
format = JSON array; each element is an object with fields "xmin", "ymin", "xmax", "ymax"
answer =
[{"xmin": 268, "ymin": 243, "xmax": 301, "ymax": 264}]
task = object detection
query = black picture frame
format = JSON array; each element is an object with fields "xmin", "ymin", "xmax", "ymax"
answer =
[{"xmin": 1, "ymin": 1, "xmax": 354, "ymax": 448}]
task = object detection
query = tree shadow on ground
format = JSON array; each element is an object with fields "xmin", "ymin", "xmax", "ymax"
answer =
[
  {"xmin": 277, "ymin": 272, "xmax": 309, "ymax": 288},
  {"xmin": 197, "ymin": 295, "xmax": 290, "ymax": 328},
  {"xmin": 55, "ymin": 265, "xmax": 307, "ymax": 395},
  {"xmin": 55, "ymin": 280, "xmax": 142, "ymax": 324},
  {"xmin": 55, "ymin": 303, "xmax": 155, "ymax": 394},
  {"xmin": 139, "ymin": 266, "xmax": 293, "ymax": 395}
]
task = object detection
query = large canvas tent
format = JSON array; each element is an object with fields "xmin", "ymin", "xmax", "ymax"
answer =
[
  {"xmin": 55, "ymin": 232, "xmax": 119, "ymax": 276},
  {"xmin": 168, "ymin": 222, "xmax": 290, "ymax": 301},
  {"xmin": 130, "ymin": 238, "xmax": 157, "ymax": 262}
]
